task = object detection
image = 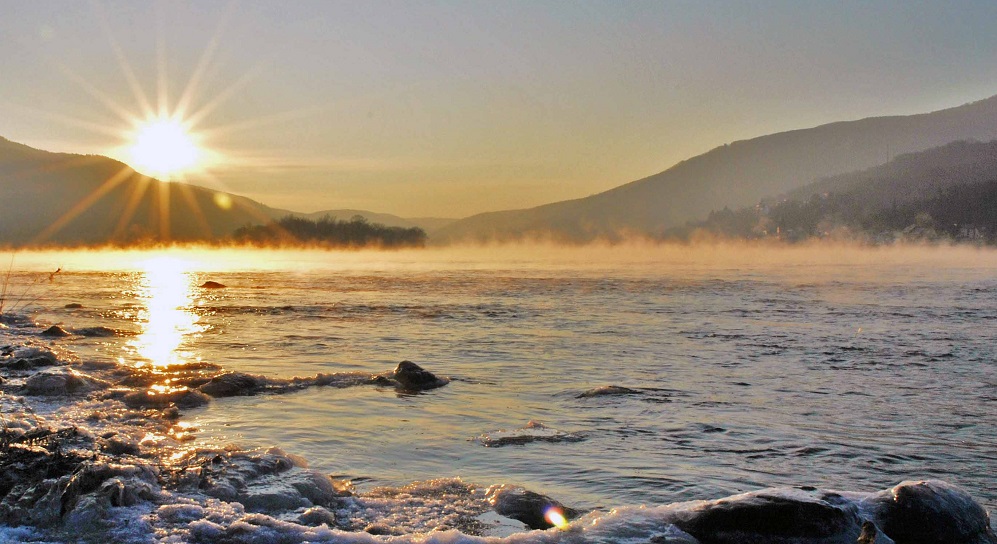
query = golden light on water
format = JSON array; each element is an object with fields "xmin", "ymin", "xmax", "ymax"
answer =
[{"xmin": 130, "ymin": 256, "xmax": 202, "ymax": 368}]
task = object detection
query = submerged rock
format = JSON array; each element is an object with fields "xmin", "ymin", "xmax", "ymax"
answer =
[
  {"xmin": 64, "ymin": 303, "xmax": 84, "ymax": 309},
  {"xmin": 120, "ymin": 386, "xmax": 211, "ymax": 409},
  {"xmin": 486, "ymin": 484, "xmax": 581, "ymax": 530},
  {"xmin": 390, "ymin": 360, "xmax": 450, "ymax": 391},
  {"xmin": 476, "ymin": 420, "xmax": 586, "ymax": 447},
  {"xmin": 200, "ymin": 281, "xmax": 226, "ymax": 289},
  {"xmin": 76, "ymin": 326, "xmax": 122, "ymax": 338},
  {"xmin": 198, "ymin": 372, "xmax": 268, "ymax": 397},
  {"xmin": 577, "ymin": 385, "xmax": 641, "ymax": 398},
  {"xmin": 865, "ymin": 480, "xmax": 997, "ymax": 544}
]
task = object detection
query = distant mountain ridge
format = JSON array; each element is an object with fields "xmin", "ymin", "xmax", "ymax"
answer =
[
  {"xmin": 433, "ymin": 94, "xmax": 997, "ymax": 243},
  {"xmin": 0, "ymin": 137, "xmax": 447, "ymax": 246}
]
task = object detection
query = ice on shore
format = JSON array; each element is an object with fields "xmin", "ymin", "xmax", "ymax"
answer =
[{"xmin": 2, "ymin": 321, "xmax": 994, "ymax": 544}]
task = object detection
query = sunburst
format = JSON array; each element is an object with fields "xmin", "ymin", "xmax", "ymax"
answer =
[
  {"xmin": 126, "ymin": 116, "xmax": 202, "ymax": 181},
  {"xmin": 16, "ymin": 4, "xmax": 311, "ymax": 245}
]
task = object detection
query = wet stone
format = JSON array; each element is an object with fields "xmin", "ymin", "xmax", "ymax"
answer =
[
  {"xmin": 391, "ymin": 360, "xmax": 450, "ymax": 391},
  {"xmin": 198, "ymin": 372, "xmax": 267, "ymax": 397},
  {"xmin": 486, "ymin": 484, "xmax": 581, "ymax": 530},
  {"xmin": 40, "ymin": 325, "xmax": 71, "ymax": 337},
  {"xmin": 577, "ymin": 385, "xmax": 641, "ymax": 398},
  {"xmin": 120, "ymin": 387, "xmax": 211, "ymax": 409},
  {"xmin": 24, "ymin": 370, "xmax": 107, "ymax": 396},
  {"xmin": 866, "ymin": 480, "xmax": 997, "ymax": 544},
  {"xmin": 668, "ymin": 489, "xmax": 867, "ymax": 544}
]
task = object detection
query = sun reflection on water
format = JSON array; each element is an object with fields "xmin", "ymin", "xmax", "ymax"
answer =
[{"xmin": 130, "ymin": 256, "xmax": 203, "ymax": 368}]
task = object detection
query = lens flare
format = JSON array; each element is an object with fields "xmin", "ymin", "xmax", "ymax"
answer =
[{"xmin": 544, "ymin": 506, "xmax": 569, "ymax": 530}]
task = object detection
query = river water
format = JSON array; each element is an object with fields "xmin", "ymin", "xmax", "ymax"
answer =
[{"xmin": 4, "ymin": 244, "xmax": 996, "ymax": 533}]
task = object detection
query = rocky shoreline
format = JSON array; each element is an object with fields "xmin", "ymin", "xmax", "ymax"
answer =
[{"xmin": 1, "ymin": 320, "xmax": 994, "ymax": 543}]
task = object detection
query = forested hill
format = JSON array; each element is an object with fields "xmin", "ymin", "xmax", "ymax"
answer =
[
  {"xmin": 432, "ymin": 94, "xmax": 997, "ymax": 243},
  {"xmin": 670, "ymin": 140, "xmax": 997, "ymax": 244}
]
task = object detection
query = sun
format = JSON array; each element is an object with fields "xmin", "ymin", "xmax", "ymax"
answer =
[{"xmin": 127, "ymin": 117, "xmax": 202, "ymax": 180}]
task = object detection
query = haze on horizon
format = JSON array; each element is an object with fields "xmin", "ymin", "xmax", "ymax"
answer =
[{"xmin": 2, "ymin": 1, "xmax": 997, "ymax": 219}]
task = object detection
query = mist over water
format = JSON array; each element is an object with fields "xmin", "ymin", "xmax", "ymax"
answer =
[{"xmin": 4, "ymin": 243, "xmax": 996, "ymax": 531}]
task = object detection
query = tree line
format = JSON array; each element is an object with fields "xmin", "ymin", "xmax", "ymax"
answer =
[
  {"xmin": 232, "ymin": 215, "xmax": 427, "ymax": 248},
  {"xmin": 666, "ymin": 179, "xmax": 997, "ymax": 244}
]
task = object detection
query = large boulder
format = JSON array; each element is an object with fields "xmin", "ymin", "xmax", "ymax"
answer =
[{"xmin": 865, "ymin": 480, "xmax": 997, "ymax": 544}]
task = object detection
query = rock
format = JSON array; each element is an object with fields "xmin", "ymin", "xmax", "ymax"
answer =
[
  {"xmin": 121, "ymin": 386, "xmax": 211, "ymax": 409},
  {"xmin": 486, "ymin": 484, "xmax": 581, "ymax": 530},
  {"xmin": 193, "ymin": 448, "xmax": 343, "ymax": 513},
  {"xmin": 40, "ymin": 325, "xmax": 70, "ymax": 337},
  {"xmin": 667, "ymin": 488, "xmax": 872, "ymax": 544},
  {"xmin": 577, "ymin": 385, "xmax": 640, "ymax": 398},
  {"xmin": 865, "ymin": 480, "xmax": 997, "ymax": 544},
  {"xmin": 64, "ymin": 303, "xmax": 84, "ymax": 309},
  {"xmin": 2, "ymin": 352, "xmax": 60, "ymax": 370},
  {"xmin": 365, "ymin": 523, "xmax": 403, "ymax": 535},
  {"xmin": 299, "ymin": 506, "xmax": 337, "ymax": 527},
  {"xmin": 476, "ymin": 420, "xmax": 585, "ymax": 447},
  {"xmin": 76, "ymin": 326, "xmax": 120, "ymax": 338},
  {"xmin": 391, "ymin": 360, "xmax": 449, "ymax": 391},
  {"xmin": 858, "ymin": 521, "xmax": 878, "ymax": 544},
  {"xmin": 98, "ymin": 435, "xmax": 141, "ymax": 456},
  {"xmin": 200, "ymin": 281, "xmax": 226, "ymax": 289},
  {"xmin": 24, "ymin": 370, "xmax": 107, "ymax": 396},
  {"xmin": 198, "ymin": 372, "xmax": 267, "ymax": 397}
]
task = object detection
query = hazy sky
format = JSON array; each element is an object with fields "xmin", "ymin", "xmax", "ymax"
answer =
[{"xmin": 2, "ymin": 1, "xmax": 997, "ymax": 218}]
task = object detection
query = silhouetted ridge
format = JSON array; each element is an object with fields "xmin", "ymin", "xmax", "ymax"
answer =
[{"xmin": 432, "ymin": 94, "xmax": 997, "ymax": 243}]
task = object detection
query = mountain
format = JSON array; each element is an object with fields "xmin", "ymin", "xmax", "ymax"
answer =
[
  {"xmin": 297, "ymin": 209, "xmax": 454, "ymax": 233},
  {"xmin": 0, "ymin": 137, "xmax": 450, "ymax": 247},
  {"xmin": 670, "ymin": 139, "xmax": 997, "ymax": 243},
  {"xmin": 432, "ymin": 94, "xmax": 997, "ymax": 243},
  {"xmin": 0, "ymin": 137, "xmax": 292, "ymax": 246},
  {"xmin": 782, "ymin": 139, "xmax": 997, "ymax": 210}
]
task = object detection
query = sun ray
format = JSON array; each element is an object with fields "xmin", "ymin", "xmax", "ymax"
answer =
[
  {"xmin": 183, "ymin": 61, "xmax": 272, "ymax": 129},
  {"xmin": 198, "ymin": 105, "xmax": 329, "ymax": 140},
  {"xmin": 157, "ymin": 177, "xmax": 171, "ymax": 240},
  {"xmin": 156, "ymin": 5, "xmax": 170, "ymax": 118},
  {"xmin": 112, "ymin": 174, "xmax": 153, "ymax": 240},
  {"xmin": 174, "ymin": 2, "xmax": 238, "ymax": 121},
  {"xmin": 173, "ymin": 181, "xmax": 215, "ymax": 239},
  {"xmin": 90, "ymin": 0, "xmax": 155, "ymax": 119},
  {"xmin": 55, "ymin": 64, "xmax": 138, "ymax": 126},
  {"xmin": 32, "ymin": 165, "xmax": 137, "ymax": 243}
]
